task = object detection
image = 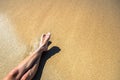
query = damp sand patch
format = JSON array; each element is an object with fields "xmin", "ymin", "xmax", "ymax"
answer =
[{"xmin": 0, "ymin": 14, "xmax": 27, "ymax": 79}]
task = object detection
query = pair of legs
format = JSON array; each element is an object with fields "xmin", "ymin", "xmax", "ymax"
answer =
[{"xmin": 4, "ymin": 33, "xmax": 51, "ymax": 80}]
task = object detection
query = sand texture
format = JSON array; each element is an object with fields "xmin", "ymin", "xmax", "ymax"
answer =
[{"xmin": 0, "ymin": 0, "xmax": 120, "ymax": 80}]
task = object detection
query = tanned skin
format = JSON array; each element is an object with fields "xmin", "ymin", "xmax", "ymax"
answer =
[{"xmin": 4, "ymin": 32, "xmax": 51, "ymax": 80}]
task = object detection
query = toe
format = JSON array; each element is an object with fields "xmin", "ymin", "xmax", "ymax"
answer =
[
  {"xmin": 44, "ymin": 33, "xmax": 51, "ymax": 42},
  {"xmin": 40, "ymin": 34, "xmax": 45, "ymax": 41}
]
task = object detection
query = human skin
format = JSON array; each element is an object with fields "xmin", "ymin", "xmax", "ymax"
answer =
[{"xmin": 3, "ymin": 32, "xmax": 51, "ymax": 80}]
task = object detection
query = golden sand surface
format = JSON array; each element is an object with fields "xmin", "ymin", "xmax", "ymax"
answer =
[{"xmin": 0, "ymin": 0, "xmax": 120, "ymax": 80}]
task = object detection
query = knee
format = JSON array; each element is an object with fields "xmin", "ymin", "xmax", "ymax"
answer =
[
  {"xmin": 21, "ymin": 70, "xmax": 31, "ymax": 80},
  {"xmin": 4, "ymin": 68, "xmax": 19, "ymax": 80},
  {"xmin": 9, "ymin": 68, "xmax": 19, "ymax": 77}
]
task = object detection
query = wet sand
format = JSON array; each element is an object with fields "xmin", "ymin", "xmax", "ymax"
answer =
[{"xmin": 0, "ymin": 0, "xmax": 120, "ymax": 80}]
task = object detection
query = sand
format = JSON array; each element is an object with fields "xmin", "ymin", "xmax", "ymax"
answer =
[{"xmin": 0, "ymin": 0, "xmax": 120, "ymax": 80}]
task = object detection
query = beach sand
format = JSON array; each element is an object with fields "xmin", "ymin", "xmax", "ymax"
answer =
[{"xmin": 0, "ymin": 0, "xmax": 120, "ymax": 80}]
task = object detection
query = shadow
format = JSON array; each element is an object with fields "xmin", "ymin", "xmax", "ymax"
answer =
[{"xmin": 33, "ymin": 41, "xmax": 61, "ymax": 80}]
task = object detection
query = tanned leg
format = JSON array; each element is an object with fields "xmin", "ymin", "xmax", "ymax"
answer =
[
  {"xmin": 21, "ymin": 57, "xmax": 40, "ymax": 80},
  {"xmin": 3, "ymin": 32, "xmax": 51, "ymax": 80}
]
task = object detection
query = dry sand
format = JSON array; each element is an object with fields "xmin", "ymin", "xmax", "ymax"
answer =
[{"xmin": 0, "ymin": 0, "xmax": 120, "ymax": 80}]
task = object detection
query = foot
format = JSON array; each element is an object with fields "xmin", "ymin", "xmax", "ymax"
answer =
[{"xmin": 38, "ymin": 32, "xmax": 51, "ymax": 52}]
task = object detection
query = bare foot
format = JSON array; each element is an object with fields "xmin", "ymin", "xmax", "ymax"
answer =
[{"xmin": 38, "ymin": 32, "xmax": 51, "ymax": 52}]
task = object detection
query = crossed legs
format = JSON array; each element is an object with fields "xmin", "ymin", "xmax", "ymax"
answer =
[{"xmin": 4, "ymin": 33, "xmax": 51, "ymax": 80}]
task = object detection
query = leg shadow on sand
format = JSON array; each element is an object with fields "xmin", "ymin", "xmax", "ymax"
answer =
[{"xmin": 33, "ymin": 42, "xmax": 61, "ymax": 80}]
